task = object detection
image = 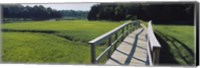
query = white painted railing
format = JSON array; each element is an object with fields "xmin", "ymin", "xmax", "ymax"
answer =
[
  {"xmin": 89, "ymin": 20, "xmax": 140, "ymax": 64},
  {"xmin": 147, "ymin": 21, "xmax": 161, "ymax": 65}
]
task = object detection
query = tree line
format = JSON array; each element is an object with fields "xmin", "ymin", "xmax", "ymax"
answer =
[
  {"xmin": 3, "ymin": 5, "xmax": 62, "ymax": 20},
  {"xmin": 59, "ymin": 10, "xmax": 88, "ymax": 19},
  {"xmin": 2, "ymin": 4, "xmax": 89, "ymax": 21},
  {"xmin": 87, "ymin": 3, "xmax": 194, "ymax": 24}
]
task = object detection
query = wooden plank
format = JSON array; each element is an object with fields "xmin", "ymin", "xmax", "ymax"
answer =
[{"xmin": 106, "ymin": 28, "xmax": 149, "ymax": 65}]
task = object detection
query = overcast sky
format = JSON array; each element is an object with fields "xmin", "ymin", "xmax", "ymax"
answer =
[{"xmin": 22, "ymin": 3, "xmax": 98, "ymax": 11}]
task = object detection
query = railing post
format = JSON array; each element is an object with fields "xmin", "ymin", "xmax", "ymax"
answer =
[
  {"xmin": 126, "ymin": 25, "xmax": 129, "ymax": 36},
  {"xmin": 129, "ymin": 23, "xmax": 132, "ymax": 33},
  {"xmin": 114, "ymin": 33, "xmax": 118, "ymax": 50},
  {"xmin": 121, "ymin": 27, "xmax": 124, "ymax": 42},
  {"xmin": 131, "ymin": 23, "xmax": 133, "ymax": 31},
  {"xmin": 133, "ymin": 22, "xmax": 136, "ymax": 30},
  {"xmin": 107, "ymin": 37, "xmax": 112, "ymax": 58},
  {"xmin": 137, "ymin": 20, "xmax": 140, "ymax": 28},
  {"xmin": 153, "ymin": 47, "xmax": 160, "ymax": 65},
  {"xmin": 90, "ymin": 43, "xmax": 96, "ymax": 64},
  {"xmin": 134, "ymin": 20, "xmax": 139, "ymax": 29}
]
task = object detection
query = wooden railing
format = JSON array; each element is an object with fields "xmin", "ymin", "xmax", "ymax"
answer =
[
  {"xmin": 147, "ymin": 21, "xmax": 161, "ymax": 65},
  {"xmin": 88, "ymin": 20, "xmax": 140, "ymax": 64}
]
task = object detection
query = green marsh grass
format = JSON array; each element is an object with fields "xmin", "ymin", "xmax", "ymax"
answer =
[
  {"xmin": 2, "ymin": 20, "xmax": 125, "ymax": 64},
  {"xmin": 153, "ymin": 25, "xmax": 195, "ymax": 65}
]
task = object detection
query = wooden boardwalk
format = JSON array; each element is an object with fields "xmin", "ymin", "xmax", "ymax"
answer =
[{"xmin": 106, "ymin": 27, "xmax": 149, "ymax": 65}]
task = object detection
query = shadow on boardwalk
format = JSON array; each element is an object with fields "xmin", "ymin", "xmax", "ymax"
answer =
[
  {"xmin": 107, "ymin": 28, "xmax": 148, "ymax": 65},
  {"xmin": 124, "ymin": 29, "xmax": 144, "ymax": 65},
  {"xmin": 155, "ymin": 30, "xmax": 194, "ymax": 65}
]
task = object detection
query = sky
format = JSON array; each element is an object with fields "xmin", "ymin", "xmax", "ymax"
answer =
[{"xmin": 22, "ymin": 3, "xmax": 98, "ymax": 11}]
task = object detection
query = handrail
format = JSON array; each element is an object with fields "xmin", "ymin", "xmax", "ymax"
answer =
[
  {"xmin": 141, "ymin": 23, "xmax": 153, "ymax": 66},
  {"xmin": 89, "ymin": 20, "xmax": 140, "ymax": 64},
  {"xmin": 89, "ymin": 21, "xmax": 131, "ymax": 45},
  {"xmin": 147, "ymin": 20, "xmax": 161, "ymax": 65},
  {"xmin": 147, "ymin": 42, "xmax": 153, "ymax": 66}
]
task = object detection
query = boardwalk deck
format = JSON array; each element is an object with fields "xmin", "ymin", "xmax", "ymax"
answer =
[{"xmin": 105, "ymin": 27, "xmax": 149, "ymax": 65}]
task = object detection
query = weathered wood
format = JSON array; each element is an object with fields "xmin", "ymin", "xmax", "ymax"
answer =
[
  {"xmin": 114, "ymin": 33, "xmax": 118, "ymax": 50},
  {"xmin": 106, "ymin": 28, "xmax": 148, "ymax": 65},
  {"xmin": 146, "ymin": 39, "xmax": 153, "ymax": 66},
  {"xmin": 148, "ymin": 21, "xmax": 161, "ymax": 50},
  {"xmin": 107, "ymin": 37, "xmax": 112, "ymax": 58},
  {"xmin": 126, "ymin": 25, "xmax": 129, "ymax": 36},
  {"xmin": 96, "ymin": 45, "xmax": 112, "ymax": 62},
  {"xmin": 141, "ymin": 23, "xmax": 153, "ymax": 66},
  {"xmin": 121, "ymin": 27, "xmax": 124, "ymax": 42},
  {"xmin": 90, "ymin": 20, "xmax": 161, "ymax": 65},
  {"xmin": 90, "ymin": 43, "xmax": 96, "ymax": 64},
  {"xmin": 152, "ymin": 47, "xmax": 160, "ymax": 65},
  {"xmin": 129, "ymin": 23, "xmax": 132, "ymax": 33},
  {"xmin": 89, "ymin": 21, "xmax": 133, "ymax": 45},
  {"xmin": 88, "ymin": 20, "xmax": 140, "ymax": 64},
  {"xmin": 106, "ymin": 21, "xmax": 161, "ymax": 66},
  {"xmin": 95, "ymin": 33, "xmax": 125, "ymax": 62},
  {"xmin": 147, "ymin": 21, "xmax": 161, "ymax": 65}
]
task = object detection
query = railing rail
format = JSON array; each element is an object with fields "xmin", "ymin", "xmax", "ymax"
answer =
[
  {"xmin": 147, "ymin": 21, "xmax": 161, "ymax": 65},
  {"xmin": 88, "ymin": 20, "xmax": 140, "ymax": 64}
]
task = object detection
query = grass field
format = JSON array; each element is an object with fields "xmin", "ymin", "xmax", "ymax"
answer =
[
  {"xmin": 2, "ymin": 20, "xmax": 125, "ymax": 63},
  {"xmin": 153, "ymin": 24, "xmax": 195, "ymax": 65}
]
